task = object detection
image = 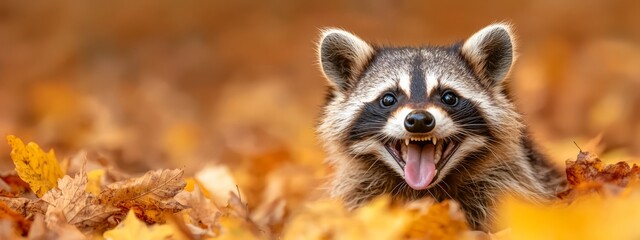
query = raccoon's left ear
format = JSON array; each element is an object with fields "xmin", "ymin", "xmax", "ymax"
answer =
[
  {"xmin": 461, "ymin": 23, "xmax": 515, "ymax": 87},
  {"xmin": 318, "ymin": 28, "xmax": 375, "ymax": 93}
]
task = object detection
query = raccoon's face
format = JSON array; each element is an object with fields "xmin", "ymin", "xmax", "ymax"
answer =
[{"xmin": 318, "ymin": 24, "xmax": 522, "ymax": 190}]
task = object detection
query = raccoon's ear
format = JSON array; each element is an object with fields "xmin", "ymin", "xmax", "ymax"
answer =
[
  {"xmin": 461, "ymin": 23, "xmax": 515, "ymax": 87},
  {"xmin": 318, "ymin": 28, "xmax": 375, "ymax": 92}
]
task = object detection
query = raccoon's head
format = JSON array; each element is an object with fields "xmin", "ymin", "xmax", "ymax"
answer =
[{"xmin": 317, "ymin": 24, "xmax": 523, "ymax": 190}]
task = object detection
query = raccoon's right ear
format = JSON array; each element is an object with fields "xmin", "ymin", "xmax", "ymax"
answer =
[
  {"xmin": 318, "ymin": 29, "xmax": 375, "ymax": 92},
  {"xmin": 461, "ymin": 23, "xmax": 516, "ymax": 88}
]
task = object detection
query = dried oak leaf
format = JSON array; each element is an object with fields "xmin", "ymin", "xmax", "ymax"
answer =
[
  {"xmin": 41, "ymin": 170, "xmax": 122, "ymax": 233},
  {"xmin": 6, "ymin": 135, "xmax": 64, "ymax": 197},
  {"xmin": 559, "ymin": 150, "xmax": 640, "ymax": 199},
  {"xmin": 103, "ymin": 210, "xmax": 174, "ymax": 240},
  {"xmin": 97, "ymin": 169, "xmax": 187, "ymax": 218}
]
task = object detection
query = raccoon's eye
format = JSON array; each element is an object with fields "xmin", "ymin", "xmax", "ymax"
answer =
[
  {"xmin": 380, "ymin": 93, "xmax": 397, "ymax": 107},
  {"xmin": 441, "ymin": 92, "xmax": 459, "ymax": 106}
]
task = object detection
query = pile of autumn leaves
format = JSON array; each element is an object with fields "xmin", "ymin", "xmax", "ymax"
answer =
[
  {"xmin": 1, "ymin": 135, "xmax": 640, "ymax": 239},
  {"xmin": 0, "ymin": 136, "xmax": 468, "ymax": 239}
]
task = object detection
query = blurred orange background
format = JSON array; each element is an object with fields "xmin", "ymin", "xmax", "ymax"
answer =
[{"xmin": 1, "ymin": 0, "xmax": 639, "ymax": 209}]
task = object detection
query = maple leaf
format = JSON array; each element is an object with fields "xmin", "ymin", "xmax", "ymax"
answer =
[
  {"xmin": 6, "ymin": 135, "xmax": 64, "ymax": 197},
  {"xmin": 41, "ymin": 169, "xmax": 122, "ymax": 233},
  {"xmin": 103, "ymin": 210, "xmax": 174, "ymax": 240},
  {"xmin": 97, "ymin": 169, "xmax": 187, "ymax": 220}
]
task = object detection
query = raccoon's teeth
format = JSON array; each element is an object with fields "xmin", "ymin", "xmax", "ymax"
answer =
[
  {"xmin": 405, "ymin": 139, "xmax": 410, "ymax": 146},
  {"xmin": 434, "ymin": 142, "xmax": 443, "ymax": 163},
  {"xmin": 433, "ymin": 138, "xmax": 437, "ymax": 145}
]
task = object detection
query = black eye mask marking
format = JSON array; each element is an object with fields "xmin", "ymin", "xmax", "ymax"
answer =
[{"xmin": 345, "ymin": 88, "xmax": 404, "ymax": 145}]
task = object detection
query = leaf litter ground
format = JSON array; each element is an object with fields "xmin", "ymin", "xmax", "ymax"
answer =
[{"xmin": 1, "ymin": 135, "xmax": 640, "ymax": 239}]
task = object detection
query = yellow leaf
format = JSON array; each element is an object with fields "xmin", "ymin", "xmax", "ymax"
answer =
[
  {"xmin": 217, "ymin": 216, "xmax": 259, "ymax": 240},
  {"xmin": 86, "ymin": 169, "xmax": 104, "ymax": 195},
  {"xmin": 103, "ymin": 210, "xmax": 174, "ymax": 240},
  {"xmin": 404, "ymin": 199, "xmax": 469, "ymax": 240},
  {"xmin": 498, "ymin": 194, "xmax": 640, "ymax": 240},
  {"xmin": 6, "ymin": 135, "xmax": 64, "ymax": 197},
  {"xmin": 284, "ymin": 197, "xmax": 410, "ymax": 240},
  {"xmin": 184, "ymin": 177, "xmax": 197, "ymax": 192}
]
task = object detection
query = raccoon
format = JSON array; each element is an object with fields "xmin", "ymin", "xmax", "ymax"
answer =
[{"xmin": 316, "ymin": 24, "xmax": 565, "ymax": 231}]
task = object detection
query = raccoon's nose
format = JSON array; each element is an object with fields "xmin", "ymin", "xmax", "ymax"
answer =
[{"xmin": 404, "ymin": 110, "xmax": 435, "ymax": 133}]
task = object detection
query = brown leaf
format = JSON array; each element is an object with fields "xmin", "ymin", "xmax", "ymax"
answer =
[
  {"xmin": 558, "ymin": 151, "xmax": 640, "ymax": 199},
  {"xmin": 175, "ymin": 185, "xmax": 220, "ymax": 229},
  {"xmin": 97, "ymin": 169, "xmax": 187, "ymax": 216},
  {"xmin": 40, "ymin": 211, "xmax": 87, "ymax": 240},
  {"xmin": 0, "ymin": 174, "xmax": 32, "ymax": 197},
  {"xmin": 0, "ymin": 200, "xmax": 31, "ymax": 236},
  {"xmin": 41, "ymin": 170, "xmax": 122, "ymax": 233},
  {"xmin": 0, "ymin": 196, "xmax": 47, "ymax": 216},
  {"xmin": 218, "ymin": 192, "xmax": 263, "ymax": 238}
]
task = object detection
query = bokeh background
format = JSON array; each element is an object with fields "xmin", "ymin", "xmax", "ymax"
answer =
[{"xmin": 1, "ymin": 0, "xmax": 640, "ymax": 223}]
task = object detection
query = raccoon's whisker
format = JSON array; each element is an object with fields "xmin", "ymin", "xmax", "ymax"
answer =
[
  {"xmin": 436, "ymin": 183, "xmax": 453, "ymax": 200},
  {"xmin": 455, "ymin": 164, "xmax": 482, "ymax": 201}
]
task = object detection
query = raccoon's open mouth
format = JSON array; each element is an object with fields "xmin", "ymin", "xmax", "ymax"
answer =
[{"xmin": 384, "ymin": 137, "xmax": 459, "ymax": 190}]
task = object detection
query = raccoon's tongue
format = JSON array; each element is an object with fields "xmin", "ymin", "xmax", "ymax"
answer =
[{"xmin": 404, "ymin": 143, "xmax": 436, "ymax": 190}]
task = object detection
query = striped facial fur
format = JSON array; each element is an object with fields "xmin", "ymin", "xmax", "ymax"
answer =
[
  {"xmin": 318, "ymin": 24, "xmax": 518, "ymax": 190},
  {"xmin": 317, "ymin": 24, "xmax": 565, "ymax": 230}
]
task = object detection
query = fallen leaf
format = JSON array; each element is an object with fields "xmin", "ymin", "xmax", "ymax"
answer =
[
  {"xmin": 97, "ymin": 169, "xmax": 187, "ymax": 222},
  {"xmin": 174, "ymin": 185, "xmax": 220, "ymax": 230},
  {"xmin": 283, "ymin": 196, "xmax": 471, "ymax": 240},
  {"xmin": 38, "ymin": 211, "xmax": 88, "ymax": 240},
  {"xmin": 103, "ymin": 210, "xmax": 174, "ymax": 240},
  {"xmin": 41, "ymin": 169, "xmax": 122, "ymax": 233},
  {"xmin": 0, "ymin": 200, "xmax": 31, "ymax": 236},
  {"xmin": 86, "ymin": 169, "xmax": 105, "ymax": 195},
  {"xmin": 217, "ymin": 215, "xmax": 260, "ymax": 240},
  {"xmin": 195, "ymin": 165, "xmax": 241, "ymax": 206},
  {"xmin": 404, "ymin": 199, "xmax": 469, "ymax": 240},
  {"xmin": 6, "ymin": 135, "xmax": 64, "ymax": 197},
  {"xmin": 558, "ymin": 150, "xmax": 640, "ymax": 199},
  {"xmin": 499, "ymin": 193, "xmax": 640, "ymax": 240},
  {"xmin": 0, "ymin": 174, "xmax": 32, "ymax": 196},
  {"xmin": 0, "ymin": 196, "xmax": 47, "ymax": 216}
]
